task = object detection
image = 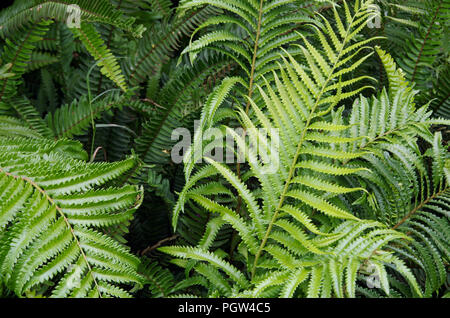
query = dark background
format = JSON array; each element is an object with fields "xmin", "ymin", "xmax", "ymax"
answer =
[{"xmin": 0, "ymin": 0, "xmax": 14, "ymax": 11}]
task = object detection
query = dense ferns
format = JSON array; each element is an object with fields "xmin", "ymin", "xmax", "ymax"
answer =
[{"xmin": 0, "ymin": 0, "xmax": 448, "ymax": 298}]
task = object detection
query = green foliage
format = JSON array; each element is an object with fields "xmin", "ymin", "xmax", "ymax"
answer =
[
  {"xmin": 0, "ymin": 0, "xmax": 448, "ymax": 299},
  {"xmin": 71, "ymin": 23, "xmax": 128, "ymax": 91},
  {"xmin": 378, "ymin": 0, "xmax": 450, "ymax": 118},
  {"xmin": 0, "ymin": 124, "xmax": 144, "ymax": 297},
  {"xmin": 0, "ymin": 20, "xmax": 52, "ymax": 103},
  {"xmin": 162, "ymin": 0, "xmax": 449, "ymax": 298},
  {"xmin": 0, "ymin": 0, "xmax": 146, "ymax": 38}
]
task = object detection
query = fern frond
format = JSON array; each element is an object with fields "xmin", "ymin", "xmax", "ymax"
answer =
[
  {"xmin": 45, "ymin": 91, "xmax": 129, "ymax": 139},
  {"xmin": 4, "ymin": 96, "xmax": 53, "ymax": 138},
  {"xmin": 0, "ymin": 134, "xmax": 144, "ymax": 297},
  {"xmin": 163, "ymin": 1, "xmax": 424, "ymax": 298},
  {"xmin": 71, "ymin": 23, "xmax": 127, "ymax": 91},
  {"xmin": 124, "ymin": 5, "xmax": 219, "ymax": 86},
  {"xmin": 0, "ymin": 20, "xmax": 52, "ymax": 103},
  {"xmin": 134, "ymin": 54, "xmax": 231, "ymax": 165}
]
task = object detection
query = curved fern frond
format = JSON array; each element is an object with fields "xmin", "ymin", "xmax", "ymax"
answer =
[{"xmin": 0, "ymin": 134, "xmax": 144, "ymax": 297}]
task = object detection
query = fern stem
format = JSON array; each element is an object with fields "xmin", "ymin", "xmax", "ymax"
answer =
[{"xmin": 140, "ymin": 235, "xmax": 179, "ymax": 256}]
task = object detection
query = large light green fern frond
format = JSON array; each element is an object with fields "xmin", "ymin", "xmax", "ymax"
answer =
[{"xmin": 0, "ymin": 132, "xmax": 144, "ymax": 298}]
